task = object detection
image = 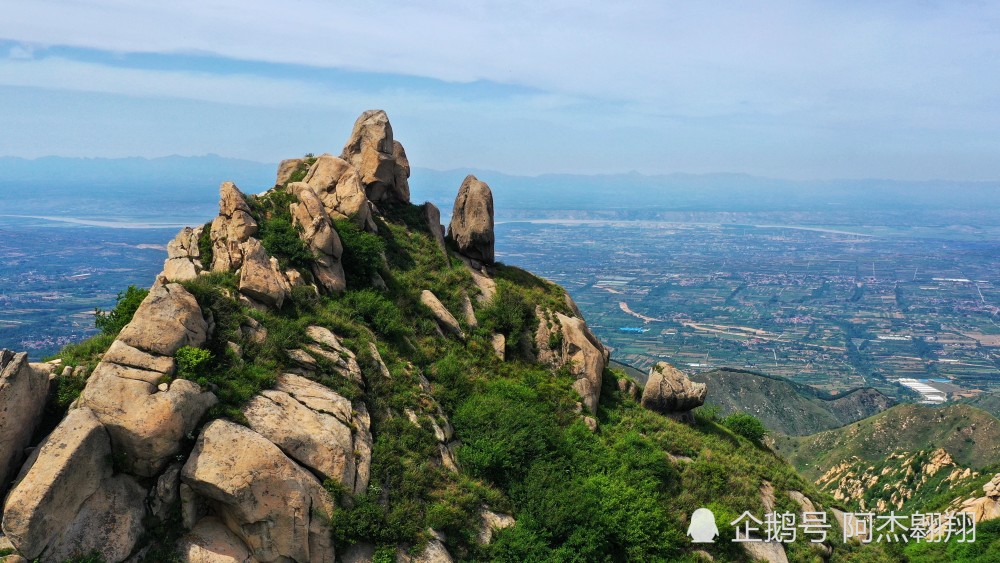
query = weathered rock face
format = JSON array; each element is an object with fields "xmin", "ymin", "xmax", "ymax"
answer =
[
  {"xmin": 340, "ymin": 109, "xmax": 409, "ymax": 204},
  {"xmin": 641, "ymin": 362, "xmax": 707, "ymax": 417},
  {"xmin": 535, "ymin": 310, "xmax": 609, "ymax": 413},
  {"xmin": 103, "ymin": 339, "xmax": 177, "ymax": 375},
  {"xmin": 80, "ymin": 281, "xmax": 217, "ymax": 477},
  {"xmin": 182, "ymin": 420, "xmax": 336, "ymax": 563},
  {"xmin": 163, "ymin": 226, "xmax": 204, "ymax": 282},
  {"xmin": 956, "ymin": 473, "xmax": 1000, "ymax": 523},
  {"xmin": 239, "ymin": 238, "xmax": 291, "ymax": 309},
  {"xmin": 300, "ymin": 156, "xmax": 375, "ymax": 231},
  {"xmin": 478, "ymin": 508, "xmax": 516, "ymax": 545},
  {"xmin": 276, "ymin": 158, "xmax": 305, "ymax": 186},
  {"xmin": 396, "ymin": 538, "xmax": 453, "ymax": 563},
  {"xmin": 210, "ymin": 182, "xmax": 259, "ymax": 272},
  {"xmin": 2, "ymin": 408, "xmax": 117, "ymax": 560},
  {"xmin": 0, "ymin": 350, "xmax": 50, "ymax": 491},
  {"xmin": 422, "ymin": 202, "xmax": 447, "ymax": 253},
  {"xmin": 303, "ymin": 326, "xmax": 363, "ymax": 385},
  {"xmin": 45, "ymin": 474, "xmax": 147, "ymax": 563},
  {"xmin": 119, "ymin": 281, "xmax": 209, "ymax": 356},
  {"xmin": 447, "ymin": 175, "xmax": 495, "ymax": 264},
  {"xmin": 80, "ymin": 368, "xmax": 217, "ymax": 477},
  {"xmin": 242, "ymin": 373, "xmax": 372, "ymax": 494},
  {"xmin": 177, "ymin": 516, "xmax": 256, "ymax": 563},
  {"xmin": 420, "ymin": 290, "xmax": 465, "ymax": 339},
  {"xmin": 391, "ymin": 140, "xmax": 411, "ymax": 203},
  {"xmin": 287, "ymin": 183, "xmax": 347, "ymax": 293}
]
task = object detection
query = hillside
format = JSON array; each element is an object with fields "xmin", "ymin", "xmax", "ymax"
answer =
[
  {"xmin": 962, "ymin": 390, "xmax": 1000, "ymax": 419},
  {"xmin": 0, "ymin": 110, "xmax": 905, "ymax": 563},
  {"xmin": 775, "ymin": 403, "xmax": 1000, "ymax": 481},
  {"xmin": 691, "ymin": 368, "xmax": 894, "ymax": 435}
]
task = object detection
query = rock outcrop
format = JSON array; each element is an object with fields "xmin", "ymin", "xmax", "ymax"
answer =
[
  {"xmin": 641, "ymin": 362, "xmax": 707, "ymax": 419},
  {"xmin": 340, "ymin": 109, "xmax": 409, "ymax": 204},
  {"xmin": 300, "ymin": 155, "xmax": 375, "ymax": 231},
  {"xmin": 0, "ymin": 350, "xmax": 50, "ymax": 491},
  {"xmin": 447, "ymin": 175, "xmax": 495, "ymax": 265},
  {"xmin": 209, "ymin": 182, "xmax": 258, "ymax": 272},
  {"xmin": 80, "ymin": 281, "xmax": 217, "ymax": 477},
  {"xmin": 242, "ymin": 373, "xmax": 372, "ymax": 495},
  {"xmin": 177, "ymin": 516, "xmax": 256, "ymax": 563},
  {"xmin": 163, "ymin": 226, "xmax": 204, "ymax": 282},
  {"xmin": 1, "ymin": 408, "xmax": 140, "ymax": 561},
  {"xmin": 181, "ymin": 419, "xmax": 335, "ymax": 563},
  {"xmin": 239, "ymin": 238, "xmax": 291, "ymax": 308},
  {"xmin": 956, "ymin": 473, "xmax": 1000, "ymax": 523},
  {"xmin": 287, "ymin": 183, "xmax": 347, "ymax": 293},
  {"xmin": 535, "ymin": 309, "xmax": 609, "ymax": 413},
  {"xmin": 422, "ymin": 202, "xmax": 447, "ymax": 253},
  {"xmin": 421, "ymin": 290, "xmax": 465, "ymax": 339},
  {"xmin": 276, "ymin": 158, "xmax": 305, "ymax": 186}
]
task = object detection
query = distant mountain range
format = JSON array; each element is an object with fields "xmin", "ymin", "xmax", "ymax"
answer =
[{"xmin": 4, "ymin": 155, "xmax": 1000, "ymax": 224}]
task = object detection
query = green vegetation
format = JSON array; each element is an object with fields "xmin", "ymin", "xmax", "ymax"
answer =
[
  {"xmin": 282, "ymin": 155, "xmax": 317, "ymax": 186},
  {"xmin": 721, "ymin": 412, "xmax": 768, "ymax": 442},
  {"xmin": 691, "ymin": 368, "xmax": 894, "ymax": 436},
  {"xmin": 335, "ymin": 219, "xmax": 386, "ymax": 288},
  {"xmin": 904, "ymin": 518, "xmax": 1000, "ymax": 562},
  {"xmin": 476, "ymin": 280, "xmax": 534, "ymax": 356},
  {"xmin": 247, "ymin": 188, "xmax": 313, "ymax": 271},
  {"xmin": 94, "ymin": 285, "xmax": 148, "ymax": 336},
  {"xmin": 962, "ymin": 390, "xmax": 1000, "ymax": 419},
  {"xmin": 175, "ymin": 345, "xmax": 211, "ymax": 380},
  {"xmin": 775, "ymin": 403, "xmax": 1000, "ymax": 481},
  {"xmin": 197, "ymin": 221, "xmax": 213, "ymax": 268},
  {"xmin": 46, "ymin": 196, "xmax": 979, "ymax": 563}
]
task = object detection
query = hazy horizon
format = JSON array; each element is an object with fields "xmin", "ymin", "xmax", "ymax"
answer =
[
  {"xmin": 4, "ymin": 153, "xmax": 1000, "ymax": 185},
  {"xmin": 2, "ymin": 2, "xmax": 1000, "ymax": 182}
]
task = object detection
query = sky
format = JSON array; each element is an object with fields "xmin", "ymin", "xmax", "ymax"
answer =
[{"xmin": 1, "ymin": 1, "xmax": 999, "ymax": 180}]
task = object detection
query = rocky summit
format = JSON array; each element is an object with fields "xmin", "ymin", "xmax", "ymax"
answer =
[
  {"xmin": 1, "ymin": 111, "xmax": 991, "ymax": 563},
  {"xmin": 0, "ymin": 110, "xmax": 622, "ymax": 563}
]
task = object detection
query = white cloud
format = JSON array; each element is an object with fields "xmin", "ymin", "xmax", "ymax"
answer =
[
  {"xmin": 2, "ymin": 1, "xmax": 998, "ymax": 119},
  {"xmin": 1, "ymin": 1, "xmax": 999, "ymax": 179},
  {"xmin": 7, "ymin": 43, "xmax": 33, "ymax": 59}
]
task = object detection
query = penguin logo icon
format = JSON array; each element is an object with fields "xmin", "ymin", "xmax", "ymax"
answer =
[{"xmin": 688, "ymin": 508, "xmax": 719, "ymax": 543}]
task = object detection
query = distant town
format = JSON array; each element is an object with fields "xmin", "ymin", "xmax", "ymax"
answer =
[{"xmin": 498, "ymin": 220, "xmax": 1000, "ymax": 401}]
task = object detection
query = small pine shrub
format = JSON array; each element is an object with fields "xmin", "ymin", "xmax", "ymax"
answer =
[{"xmin": 94, "ymin": 285, "xmax": 148, "ymax": 336}]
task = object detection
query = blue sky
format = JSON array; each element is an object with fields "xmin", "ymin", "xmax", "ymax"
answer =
[{"xmin": 1, "ymin": 1, "xmax": 999, "ymax": 180}]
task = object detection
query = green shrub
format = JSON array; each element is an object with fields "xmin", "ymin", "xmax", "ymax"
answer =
[
  {"xmin": 94, "ymin": 285, "xmax": 148, "ymax": 336},
  {"xmin": 175, "ymin": 346, "xmax": 212, "ymax": 380},
  {"xmin": 722, "ymin": 412, "xmax": 769, "ymax": 442},
  {"xmin": 261, "ymin": 216, "xmax": 313, "ymax": 271},
  {"xmin": 247, "ymin": 188, "xmax": 313, "ymax": 272},
  {"xmin": 335, "ymin": 219, "xmax": 386, "ymax": 287},
  {"xmin": 547, "ymin": 328, "xmax": 563, "ymax": 350},
  {"xmin": 343, "ymin": 290, "xmax": 407, "ymax": 339},
  {"xmin": 453, "ymin": 380, "xmax": 562, "ymax": 488},
  {"xmin": 477, "ymin": 280, "xmax": 534, "ymax": 351},
  {"xmin": 54, "ymin": 372, "xmax": 89, "ymax": 408},
  {"xmin": 198, "ymin": 221, "xmax": 213, "ymax": 268}
]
